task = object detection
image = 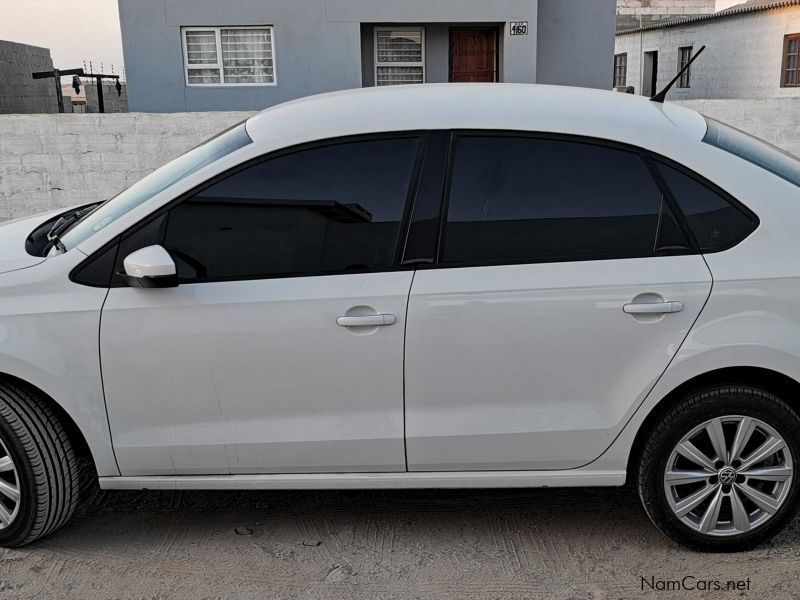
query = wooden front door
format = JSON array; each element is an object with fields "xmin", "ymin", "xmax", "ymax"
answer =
[{"xmin": 449, "ymin": 29, "xmax": 498, "ymax": 83}]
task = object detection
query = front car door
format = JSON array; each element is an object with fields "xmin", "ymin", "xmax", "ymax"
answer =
[
  {"xmin": 405, "ymin": 133, "xmax": 715, "ymax": 471},
  {"xmin": 101, "ymin": 134, "xmax": 424, "ymax": 475}
]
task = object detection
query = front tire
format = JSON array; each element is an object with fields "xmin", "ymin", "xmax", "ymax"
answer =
[
  {"xmin": 637, "ymin": 386, "xmax": 800, "ymax": 552},
  {"xmin": 0, "ymin": 383, "xmax": 80, "ymax": 547}
]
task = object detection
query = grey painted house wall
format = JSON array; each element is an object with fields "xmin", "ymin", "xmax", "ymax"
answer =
[
  {"xmin": 0, "ymin": 40, "xmax": 59, "ymax": 114},
  {"xmin": 118, "ymin": 0, "xmax": 615, "ymax": 113}
]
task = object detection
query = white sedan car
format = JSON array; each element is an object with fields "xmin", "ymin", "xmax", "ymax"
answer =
[{"xmin": 0, "ymin": 84, "xmax": 798, "ymax": 551}]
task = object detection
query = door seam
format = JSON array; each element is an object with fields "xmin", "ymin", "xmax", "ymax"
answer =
[{"xmin": 402, "ymin": 269, "xmax": 417, "ymax": 473}]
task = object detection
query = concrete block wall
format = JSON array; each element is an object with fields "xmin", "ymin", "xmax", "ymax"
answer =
[
  {"xmin": 615, "ymin": 6, "xmax": 800, "ymax": 99},
  {"xmin": 0, "ymin": 40, "xmax": 59, "ymax": 114},
  {"xmin": 617, "ymin": 0, "xmax": 715, "ymax": 31},
  {"xmin": 0, "ymin": 99, "xmax": 799, "ymax": 222},
  {"xmin": 83, "ymin": 82, "xmax": 130, "ymax": 114},
  {"xmin": 0, "ymin": 112, "xmax": 251, "ymax": 221}
]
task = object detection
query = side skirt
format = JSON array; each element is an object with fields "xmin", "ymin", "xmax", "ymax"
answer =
[{"xmin": 99, "ymin": 469, "xmax": 626, "ymax": 490}]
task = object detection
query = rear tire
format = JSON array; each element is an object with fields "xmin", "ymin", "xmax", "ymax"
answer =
[
  {"xmin": 0, "ymin": 383, "xmax": 80, "ymax": 547},
  {"xmin": 638, "ymin": 386, "xmax": 800, "ymax": 552}
]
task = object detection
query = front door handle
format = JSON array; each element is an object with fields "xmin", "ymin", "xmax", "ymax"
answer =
[
  {"xmin": 337, "ymin": 314, "xmax": 397, "ymax": 327},
  {"xmin": 623, "ymin": 301, "xmax": 684, "ymax": 315}
]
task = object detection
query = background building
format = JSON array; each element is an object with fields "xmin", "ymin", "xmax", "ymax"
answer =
[
  {"xmin": 0, "ymin": 40, "xmax": 60, "ymax": 114},
  {"xmin": 118, "ymin": 0, "xmax": 616, "ymax": 113},
  {"xmin": 615, "ymin": 0, "xmax": 800, "ymax": 99},
  {"xmin": 616, "ymin": 0, "xmax": 717, "ymax": 31}
]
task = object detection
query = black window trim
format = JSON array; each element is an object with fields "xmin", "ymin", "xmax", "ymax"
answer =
[
  {"xmin": 71, "ymin": 131, "xmax": 431, "ymax": 287},
  {"xmin": 420, "ymin": 129, "xmax": 759, "ymax": 272},
  {"xmin": 72, "ymin": 129, "xmax": 760, "ymax": 287}
]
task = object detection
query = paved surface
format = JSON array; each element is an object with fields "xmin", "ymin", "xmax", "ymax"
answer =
[{"xmin": 1, "ymin": 484, "xmax": 799, "ymax": 599}]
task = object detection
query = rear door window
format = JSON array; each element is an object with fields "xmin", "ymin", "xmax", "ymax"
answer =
[{"xmin": 442, "ymin": 135, "xmax": 689, "ymax": 264}]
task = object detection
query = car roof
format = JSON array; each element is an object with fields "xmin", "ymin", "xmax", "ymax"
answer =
[{"xmin": 244, "ymin": 83, "xmax": 708, "ymax": 153}]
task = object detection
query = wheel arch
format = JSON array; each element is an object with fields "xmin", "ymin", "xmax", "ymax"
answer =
[
  {"xmin": 626, "ymin": 366, "xmax": 800, "ymax": 477},
  {"xmin": 0, "ymin": 372, "xmax": 96, "ymax": 470}
]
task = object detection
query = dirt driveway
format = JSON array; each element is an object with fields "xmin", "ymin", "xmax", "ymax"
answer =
[{"xmin": 1, "ymin": 485, "xmax": 799, "ymax": 599}]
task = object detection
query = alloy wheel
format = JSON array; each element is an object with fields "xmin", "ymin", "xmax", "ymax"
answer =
[{"xmin": 663, "ymin": 415, "xmax": 793, "ymax": 537}]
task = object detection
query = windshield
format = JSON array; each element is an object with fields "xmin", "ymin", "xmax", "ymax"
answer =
[
  {"xmin": 703, "ymin": 116, "xmax": 800, "ymax": 187},
  {"xmin": 57, "ymin": 122, "xmax": 252, "ymax": 252}
]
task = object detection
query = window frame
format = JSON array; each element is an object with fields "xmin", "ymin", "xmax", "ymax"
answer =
[
  {"xmin": 427, "ymin": 130, "xmax": 757, "ymax": 271},
  {"xmin": 70, "ymin": 130, "xmax": 759, "ymax": 288},
  {"xmin": 181, "ymin": 26, "xmax": 277, "ymax": 87},
  {"xmin": 678, "ymin": 46, "xmax": 693, "ymax": 89},
  {"xmin": 613, "ymin": 53, "xmax": 628, "ymax": 88},
  {"xmin": 374, "ymin": 26, "xmax": 426, "ymax": 86},
  {"xmin": 781, "ymin": 33, "xmax": 800, "ymax": 88},
  {"xmin": 72, "ymin": 132, "xmax": 430, "ymax": 288}
]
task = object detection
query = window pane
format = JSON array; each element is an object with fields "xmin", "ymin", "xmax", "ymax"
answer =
[
  {"xmin": 186, "ymin": 31, "xmax": 218, "ymax": 65},
  {"xmin": 164, "ymin": 137, "xmax": 420, "ymax": 281},
  {"xmin": 443, "ymin": 137, "xmax": 664, "ymax": 264},
  {"xmin": 377, "ymin": 30, "xmax": 423, "ymax": 64},
  {"xmin": 187, "ymin": 68, "xmax": 221, "ymax": 84},
  {"xmin": 790, "ymin": 39, "xmax": 799, "ymax": 53},
  {"xmin": 221, "ymin": 28, "xmax": 274, "ymax": 84},
  {"xmin": 656, "ymin": 162, "xmax": 755, "ymax": 251},
  {"xmin": 377, "ymin": 66, "xmax": 424, "ymax": 86}
]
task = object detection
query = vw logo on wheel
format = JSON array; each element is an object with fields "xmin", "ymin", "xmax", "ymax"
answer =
[{"xmin": 718, "ymin": 467, "xmax": 737, "ymax": 485}]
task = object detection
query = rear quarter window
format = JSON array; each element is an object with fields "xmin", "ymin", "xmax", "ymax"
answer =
[{"xmin": 655, "ymin": 160, "xmax": 758, "ymax": 252}]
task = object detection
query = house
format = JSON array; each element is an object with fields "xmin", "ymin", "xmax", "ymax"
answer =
[
  {"xmin": 0, "ymin": 39, "xmax": 59, "ymax": 114},
  {"xmin": 615, "ymin": 0, "xmax": 800, "ymax": 98},
  {"xmin": 117, "ymin": 0, "xmax": 616, "ymax": 113}
]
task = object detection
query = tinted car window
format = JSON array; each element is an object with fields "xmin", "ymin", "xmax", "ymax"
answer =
[
  {"xmin": 163, "ymin": 136, "xmax": 420, "ymax": 281},
  {"xmin": 655, "ymin": 161, "xmax": 757, "ymax": 251},
  {"xmin": 443, "ymin": 136, "xmax": 683, "ymax": 264}
]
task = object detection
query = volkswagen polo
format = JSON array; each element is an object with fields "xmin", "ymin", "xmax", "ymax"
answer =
[{"xmin": 0, "ymin": 84, "xmax": 798, "ymax": 551}]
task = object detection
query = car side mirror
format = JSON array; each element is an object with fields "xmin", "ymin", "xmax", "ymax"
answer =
[{"xmin": 122, "ymin": 245, "xmax": 179, "ymax": 288}]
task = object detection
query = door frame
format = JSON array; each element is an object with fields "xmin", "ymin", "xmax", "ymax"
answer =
[{"xmin": 448, "ymin": 27, "xmax": 501, "ymax": 83}]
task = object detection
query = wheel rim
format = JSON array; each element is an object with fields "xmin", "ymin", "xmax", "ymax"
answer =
[
  {"xmin": 0, "ymin": 438, "xmax": 19, "ymax": 529},
  {"xmin": 664, "ymin": 415, "xmax": 793, "ymax": 537}
]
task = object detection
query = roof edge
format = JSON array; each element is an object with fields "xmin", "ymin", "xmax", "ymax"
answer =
[{"xmin": 616, "ymin": 0, "xmax": 800, "ymax": 35}]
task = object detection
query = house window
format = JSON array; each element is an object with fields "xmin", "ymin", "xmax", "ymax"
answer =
[
  {"xmin": 375, "ymin": 27, "xmax": 425, "ymax": 86},
  {"xmin": 782, "ymin": 34, "xmax": 800, "ymax": 87},
  {"xmin": 613, "ymin": 53, "xmax": 627, "ymax": 87},
  {"xmin": 678, "ymin": 46, "xmax": 693, "ymax": 88},
  {"xmin": 182, "ymin": 27, "xmax": 276, "ymax": 86}
]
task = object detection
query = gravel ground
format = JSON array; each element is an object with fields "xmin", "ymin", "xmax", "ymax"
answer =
[{"xmin": 1, "ymin": 484, "xmax": 799, "ymax": 599}]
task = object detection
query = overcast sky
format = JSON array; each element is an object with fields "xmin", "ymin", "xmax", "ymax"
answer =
[{"xmin": 0, "ymin": 0, "xmax": 124, "ymax": 76}]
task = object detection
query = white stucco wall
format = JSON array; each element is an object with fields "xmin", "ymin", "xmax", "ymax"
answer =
[
  {"xmin": 1, "ymin": 99, "xmax": 799, "ymax": 221},
  {"xmin": 616, "ymin": 6, "xmax": 800, "ymax": 99}
]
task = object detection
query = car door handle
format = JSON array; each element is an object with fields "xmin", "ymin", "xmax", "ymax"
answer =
[
  {"xmin": 336, "ymin": 314, "xmax": 397, "ymax": 327},
  {"xmin": 623, "ymin": 301, "xmax": 684, "ymax": 315}
]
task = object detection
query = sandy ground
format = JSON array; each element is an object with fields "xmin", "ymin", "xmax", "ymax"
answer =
[{"xmin": 1, "ymin": 484, "xmax": 799, "ymax": 599}]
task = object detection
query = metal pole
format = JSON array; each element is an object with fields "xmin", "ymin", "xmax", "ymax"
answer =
[{"xmin": 95, "ymin": 75, "xmax": 105, "ymax": 113}]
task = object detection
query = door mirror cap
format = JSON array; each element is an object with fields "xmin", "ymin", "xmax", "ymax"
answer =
[{"xmin": 122, "ymin": 245, "xmax": 178, "ymax": 288}]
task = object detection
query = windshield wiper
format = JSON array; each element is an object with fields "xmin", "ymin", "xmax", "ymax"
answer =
[{"xmin": 46, "ymin": 204, "xmax": 100, "ymax": 253}]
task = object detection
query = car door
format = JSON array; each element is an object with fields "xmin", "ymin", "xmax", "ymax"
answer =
[
  {"xmin": 405, "ymin": 133, "xmax": 714, "ymax": 471},
  {"xmin": 100, "ymin": 134, "xmax": 424, "ymax": 476}
]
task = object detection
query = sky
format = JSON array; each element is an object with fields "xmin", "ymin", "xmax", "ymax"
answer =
[{"xmin": 0, "ymin": 0, "xmax": 124, "ymax": 76}]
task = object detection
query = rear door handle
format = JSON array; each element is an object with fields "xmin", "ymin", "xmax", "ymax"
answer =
[
  {"xmin": 337, "ymin": 314, "xmax": 397, "ymax": 327},
  {"xmin": 623, "ymin": 301, "xmax": 684, "ymax": 315}
]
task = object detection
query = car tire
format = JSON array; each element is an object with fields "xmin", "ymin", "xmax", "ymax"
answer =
[
  {"xmin": 637, "ymin": 385, "xmax": 800, "ymax": 552},
  {"xmin": 0, "ymin": 382, "xmax": 79, "ymax": 547}
]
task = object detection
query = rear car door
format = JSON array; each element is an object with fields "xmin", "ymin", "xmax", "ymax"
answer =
[
  {"xmin": 405, "ymin": 133, "xmax": 715, "ymax": 471},
  {"xmin": 100, "ymin": 134, "xmax": 425, "ymax": 475}
]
